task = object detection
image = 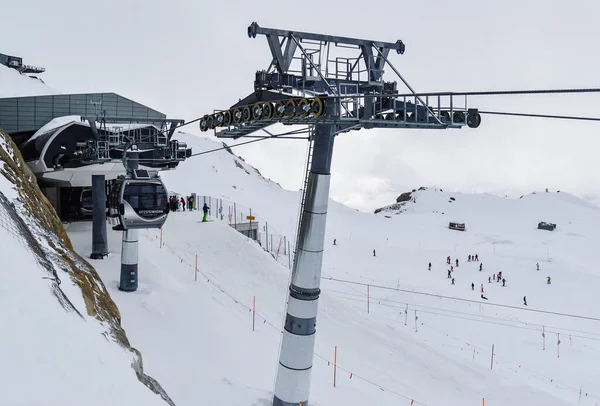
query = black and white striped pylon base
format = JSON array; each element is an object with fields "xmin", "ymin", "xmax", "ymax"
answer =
[
  {"xmin": 273, "ymin": 113, "xmax": 335, "ymax": 406},
  {"xmin": 118, "ymin": 229, "xmax": 138, "ymax": 292}
]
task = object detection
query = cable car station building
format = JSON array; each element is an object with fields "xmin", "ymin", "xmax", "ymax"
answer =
[{"xmin": 0, "ymin": 92, "xmax": 190, "ymax": 220}]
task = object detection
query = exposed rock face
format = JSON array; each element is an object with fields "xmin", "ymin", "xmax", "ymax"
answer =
[
  {"xmin": 396, "ymin": 192, "xmax": 413, "ymax": 203},
  {"xmin": 0, "ymin": 129, "xmax": 174, "ymax": 405}
]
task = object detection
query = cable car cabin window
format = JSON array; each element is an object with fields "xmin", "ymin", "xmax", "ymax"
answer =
[
  {"xmin": 123, "ymin": 183, "xmax": 168, "ymax": 217},
  {"xmin": 81, "ymin": 189, "xmax": 93, "ymax": 209}
]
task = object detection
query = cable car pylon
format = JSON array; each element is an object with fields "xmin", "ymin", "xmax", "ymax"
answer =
[{"xmin": 198, "ymin": 22, "xmax": 483, "ymax": 406}]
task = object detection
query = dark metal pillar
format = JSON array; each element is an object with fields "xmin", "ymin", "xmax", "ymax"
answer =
[
  {"xmin": 90, "ymin": 174, "xmax": 108, "ymax": 259},
  {"xmin": 119, "ymin": 151, "xmax": 139, "ymax": 292},
  {"xmin": 273, "ymin": 108, "xmax": 336, "ymax": 406}
]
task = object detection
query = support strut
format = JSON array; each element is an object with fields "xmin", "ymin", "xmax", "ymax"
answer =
[{"xmin": 119, "ymin": 151, "xmax": 139, "ymax": 292}]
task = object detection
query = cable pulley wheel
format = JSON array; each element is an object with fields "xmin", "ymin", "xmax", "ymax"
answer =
[
  {"xmin": 214, "ymin": 112, "xmax": 224, "ymax": 127},
  {"xmin": 233, "ymin": 108, "xmax": 243, "ymax": 124},
  {"xmin": 241, "ymin": 106, "xmax": 252, "ymax": 123},
  {"xmin": 222, "ymin": 110, "xmax": 232, "ymax": 126},
  {"xmin": 440, "ymin": 111, "xmax": 450, "ymax": 121},
  {"xmin": 385, "ymin": 113, "xmax": 395, "ymax": 120},
  {"xmin": 285, "ymin": 99, "xmax": 297, "ymax": 118},
  {"xmin": 252, "ymin": 104, "xmax": 263, "ymax": 120},
  {"xmin": 274, "ymin": 101, "xmax": 286, "ymax": 118},
  {"xmin": 467, "ymin": 112, "xmax": 481, "ymax": 128},
  {"xmin": 453, "ymin": 111, "xmax": 466, "ymax": 124},
  {"xmin": 310, "ymin": 98, "xmax": 324, "ymax": 117},
  {"xmin": 297, "ymin": 98, "xmax": 310, "ymax": 117},
  {"xmin": 206, "ymin": 114, "xmax": 216, "ymax": 130},
  {"xmin": 199, "ymin": 115, "xmax": 209, "ymax": 132},
  {"xmin": 261, "ymin": 102, "xmax": 274, "ymax": 119}
]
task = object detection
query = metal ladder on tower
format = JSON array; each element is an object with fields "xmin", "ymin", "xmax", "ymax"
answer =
[{"xmin": 291, "ymin": 126, "xmax": 315, "ymax": 275}]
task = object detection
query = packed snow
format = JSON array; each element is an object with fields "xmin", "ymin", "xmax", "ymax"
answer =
[
  {"xmin": 63, "ymin": 132, "xmax": 600, "ymax": 406},
  {"xmin": 0, "ymin": 137, "xmax": 169, "ymax": 405},
  {"xmin": 0, "ymin": 63, "xmax": 58, "ymax": 98}
]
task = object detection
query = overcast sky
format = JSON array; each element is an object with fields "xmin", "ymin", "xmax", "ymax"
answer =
[{"xmin": 4, "ymin": 0, "xmax": 600, "ymax": 211}]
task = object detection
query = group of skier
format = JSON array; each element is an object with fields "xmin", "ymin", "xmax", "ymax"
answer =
[
  {"xmin": 437, "ymin": 254, "xmax": 551, "ymax": 305},
  {"xmin": 168, "ymin": 194, "xmax": 210, "ymax": 221}
]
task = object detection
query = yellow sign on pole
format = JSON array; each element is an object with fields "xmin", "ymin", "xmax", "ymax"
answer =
[{"xmin": 247, "ymin": 216, "xmax": 256, "ymax": 220}]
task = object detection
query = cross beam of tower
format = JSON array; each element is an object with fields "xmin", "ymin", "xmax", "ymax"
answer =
[{"xmin": 195, "ymin": 22, "xmax": 481, "ymax": 406}]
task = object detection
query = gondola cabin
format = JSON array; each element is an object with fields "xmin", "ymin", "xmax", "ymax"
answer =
[
  {"xmin": 108, "ymin": 169, "xmax": 169, "ymax": 230},
  {"xmin": 449, "ymin": 222, "xmax": 466, "ymax": 231}
]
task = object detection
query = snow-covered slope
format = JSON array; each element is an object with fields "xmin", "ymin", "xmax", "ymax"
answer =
[
  {"xmin": 0, "ymin": 130, "xmax": 171, "ymax": 405},
  {"xmin": 66, "ymin": 132, "xmax": 600, "ymax": 405},
  {"xmin": 0, "ymin": 63, "xmax": 58, "ymax": 97}
]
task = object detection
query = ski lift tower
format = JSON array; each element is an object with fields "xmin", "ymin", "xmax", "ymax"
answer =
[{"xmin": 201, "ymin": 22, "xmax": 482, "ymax": 406}]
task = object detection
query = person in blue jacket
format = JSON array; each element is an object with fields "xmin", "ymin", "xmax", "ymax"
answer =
[{"xmin": 202, "ymin": 203, "xmax": 209, "ymax": 222}]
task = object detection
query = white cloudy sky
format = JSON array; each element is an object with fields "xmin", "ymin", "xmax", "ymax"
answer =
[{"xmin": 4, "ymin": 0, "xmax": 600, "ymax": 211}]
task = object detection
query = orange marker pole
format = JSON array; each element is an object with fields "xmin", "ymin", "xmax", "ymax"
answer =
[
  {"xmin": 252, "ymin": 296, "xmax": 256, "ymax": 332},
  {"xmin": 482, "ymin": 398, "xmax": 485, "ymax": 406},
  {"xmin": 333, "ymin": 346, "xmax": 337, "ymax": 388}
]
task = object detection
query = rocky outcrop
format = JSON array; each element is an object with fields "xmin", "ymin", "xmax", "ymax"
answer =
[
  {"xmin": 0, "ymin": 129, "xmax": 174, "ymax": 405},
  {"xmin": 396, "ymin": 191, "xmax": 413, "ymax": 203}
]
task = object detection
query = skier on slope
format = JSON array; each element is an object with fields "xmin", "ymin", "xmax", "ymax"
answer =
[
  {"xmin": 180, "ymin": 196, "xmax": 186, "ymax": 211},
  {"xmin": 547, "ymin": 276, "xmax": 552, "ymax": 284},
  {"xmin": 523, "ymin": 296, "xmax": 527, "ymax": 306},
  {"xmin": 333, "ymin": 238, "xmax": 337, "ymax": 245},
  {"xmin": 481, "ymin": 294, "xmax": 488, "ymax": 300},
  {"xmin": 468, "ymin": 254, "xmax": 472, "ymax": 262},
  {"xmin": 471, "ymin": 282, "xmax": 475, "ymax": 291},
  {"xmin": 475, "ymin": 254, "xmax": 479, "ymax": 261},
  {"xmin": 451, "ymin": 278, "xmax": 455, "ymax": 285},
  {"xmin": 536, "ymin": 262, "xmax": 540, "ymax": 271},
  {"xmin": 456, "ymin": 258, "xmax": 459, "ymax": 267},
  {"xmin": 502, "ymin": 278, "xmax": 506, "ymax": 287},
  {"xmin": 479, "ymin": 263, "xmax": 483, "ymax": 272},
  {"xmin": 202, "ymin": 202, "xmax": 210, "ymax": 222},
  {"xmin": 447, "ymin": 269, "xmax": 451, "ymax": 278},
  {"xmin": 428, "ymin": 262, "xmax": 432, "ymax": 271},
  {"xmin": 447, "ymin": 256, "xmax": 451, "ymax": 264},
  {"xmin": 488, "ymin": 276, "xmax": 491, "ymax": 283}
]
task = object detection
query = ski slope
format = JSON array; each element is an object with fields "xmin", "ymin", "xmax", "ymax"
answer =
[{"xmin": 66, "ymin": 132, "xmax": 600, "ymax": 406}]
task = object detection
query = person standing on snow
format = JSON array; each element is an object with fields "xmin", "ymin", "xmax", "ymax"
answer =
[
  {"xmin": 475, "ymin": 254, "xmax": 479, "ymax": 261},
  {"xmin": 481, "ymin": 284, "xmax": 484, "ymax": 293},
  {"xmin": 468, "ymin": 254, "xmax": 472, "ymax": 262},
  {"xmin": 447, "ymin": 256, "xmax": 451, "ymax": 264},
  {"xmin": 479, "ymin": 263, "xmax": 483, "ymax": 272},
  {"xmin": 502, "ymin": 278, "xmax": 506, "ymax": 287},
  {"xmin": 523, "ymin": 296, "xmax": 527, "ymax": 306},
  {"xmin": 536, "ymin": 262, "xmax": 540, "ymax": 271},
  {"xmin": 447, "ymin": 270, "xmax": 451, "ymax": 279},
  {"xmin": 451, "ymin": 278, "xmax": 455, "ymax": 285},
  {"xmin": 180, "ymin": 196, "xmax": 186, "ymax": 211},
  {"xmin": 202, "ymin": 202, "xmax": 210, "ymax": 222},
  {"xmin": 488, "ymin": 276, "xmax": 491, "ymax": 283},
  {"xmin": 333, "ymin": 238, "xmax": 337, "ymax": 245},
  {"xmin": 455, "ymin": 258, "xmax": 459, "ymax": 267},
  {"xmin": 547, "ymin": 276, "xmax": 552, "ymax": 284},
  {"xmin": 428, "ymin": 262, "xmax": 432, "ymax": 271},
  {"xmin": 471, "ymin": 282, "xmax": 475, "ymax": 290},
  {"xmin": 373, "ymin": 249, "xmax": 376, "ymax": 257}
]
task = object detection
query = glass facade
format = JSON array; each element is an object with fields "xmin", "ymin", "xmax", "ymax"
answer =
[{"xmin": 0, "ymin": 93, "xmax": 166, "ymax": 134}]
